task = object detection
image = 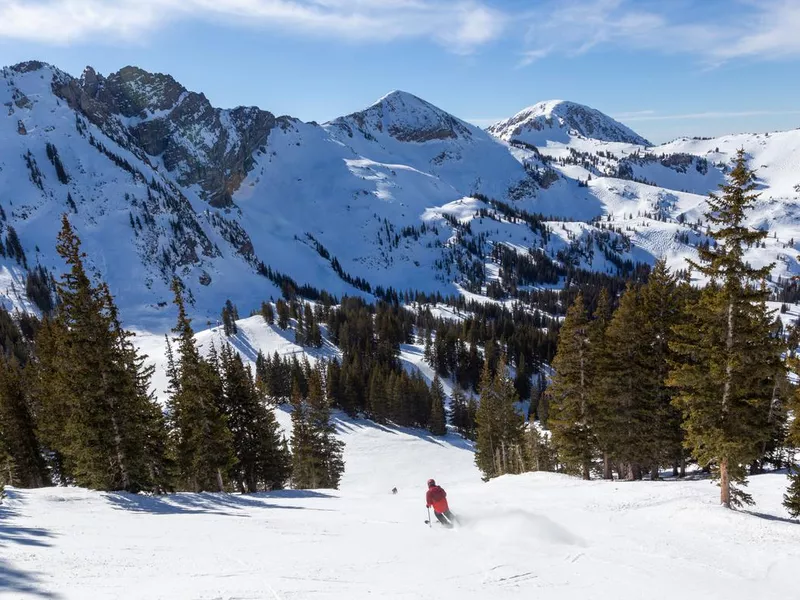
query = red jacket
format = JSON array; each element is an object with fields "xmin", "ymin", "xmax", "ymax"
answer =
[{"xmin": 426, "ymin": 485, "xmax": 449, "ymax": 513}]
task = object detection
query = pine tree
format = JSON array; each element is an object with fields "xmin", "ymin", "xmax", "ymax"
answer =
[
  {"xmin": 276, "ymin": 300, "xmax": 290, "ymax": 330},
  {"xmin": 307, "ymin": 366, "xmax": 345, "ymax": 488},
  {"xmin": 549, "ymin": 293, "xmax": 595, "ymax": 479},
  {"xmin": 261, "ymin": 301, "xmax": 275, "ymax": 325},
  {"xmin": 0, "ymin": 358, "xmax": 48, "ymax": 488},
  {"xmin": 221, "ymin": 299, "xmax": 238, "ymax": 336},
  {"xmin": 639, "ymin": 260, "xmax": 684, "ymax": 478},
  {"xmin": 167, "ymin": 279, "xmax": 235, "ymax": 492},
  {"xmin": 218, "ymin": 344, "xmax": 290, "ymax": 492},
  {"xmin": 782, "ymin": 351, "xmax": 800, "ymax": 517},
  {"xmin": 669, "ymin": 150, "xmax": 781, "ymax": 508},
  {"xmin": 291, "ymin": 369, "xmax": 345, "ymax": 489},
  {"xmin": 428, "ymin": 375, "xmax": 447, "ymax": 436},
  {"xmin": 474, "ymin": 357, "xmax": 525, "ymax": 479},
  {"xmin": 587, "ymin": 289, "xmax": 613, "ymax": 479},
  {"xmin": 33, "ymin": 216, "xmax": 169, "ymax": 492}
]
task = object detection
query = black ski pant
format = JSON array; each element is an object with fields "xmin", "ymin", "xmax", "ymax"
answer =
[{"xmin": 434, "ymin": 509, "xmax": 455, "ymax": 526}]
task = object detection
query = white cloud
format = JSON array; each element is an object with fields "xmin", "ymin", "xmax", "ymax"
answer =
[
  {"xmin": 519, "ymin": 0, "xmax": 800, "ymax": 65},
  {"xmin": 0, "ymin": 0, "xmax": 506, "ymax": 53}
]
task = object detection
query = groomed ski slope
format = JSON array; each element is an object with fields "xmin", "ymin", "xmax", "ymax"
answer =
[
  {"xmin": 3, "ymin": 316, "xmax": 800, "ymax": 599},
  {"xmin": 3, "ymin": 422, "xmax": 799, "ymax": 599}
]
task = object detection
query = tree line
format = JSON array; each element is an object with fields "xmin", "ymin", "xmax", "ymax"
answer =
[
  {"xmin": 470, "ymin": 151, "xmax": 800, "ymax": 515},
  {"xmin": 0, "ymin": 216, "xmax": 343, "ymax": 494}
]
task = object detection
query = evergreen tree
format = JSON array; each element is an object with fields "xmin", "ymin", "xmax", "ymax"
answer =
[
  {"xmin": 307, "ymin": 366, "xmax": 345, "ymax": 488},
  {"xmin": 669, "ymin": 150, "xmax": 781, "ymax": 508},
  {"xmin": 0, "ymin": 358, "xmax": 48, "ymax": 488},
  {"xmin": 218, "ymin": 344, "xmax": 290, "ymax": 492},
  {"xmin": 221, "ymin": 299, "xmax": 238, "ymax": 336},
  {"xmin": 782, "ymin": 351, "xmax": 800, "ymax": 517},
  {"xmin": 527, "ymin": 426, "xmax": 557, "ymax": 473},
  {"xmin": 276, "ymin": 300, "xmax": 290, "ymax": 330},
  {"xmin": 261, "ymin": 301, "xmax": 275, "ymax": 325},
  {"xmin": 33, "ymin": 216, "xmax": 169, "ymax": 492},
  {"xmin": 639, "ymin": 260, "xmax": 685, "ymax": 478},
  {"xmin": 474, "ymin": 357, "xmax": 525, "ymax": 479},
  {"xmin": 290, "ymin": 369, "xmax": 345, "ymax": 489},
  {"xmin": 587, "ymin": 289, "xmax": 613, "ymax": 479},
  {"xmin": 428, "ymin": 375, "xmax": 447, "ymax": 436},
  {"xmin": 549, "ymin": 294, "xmax": 595, "ymax": 479},
  {"xmin": 513, "ymin": 354, "xmax": 531, "ymax": 403},
  {"xmin": 166, "ymin": 279, "xmax": 235, "ymax": 492}
]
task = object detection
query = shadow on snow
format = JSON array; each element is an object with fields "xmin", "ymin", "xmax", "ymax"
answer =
[
  {"xmin": 103, "ymin": 489, "xmax": 335, "ymax": 516},
  {"xmin": 0, "ymin": 489, "xmax": 61, "ymax": 598}
]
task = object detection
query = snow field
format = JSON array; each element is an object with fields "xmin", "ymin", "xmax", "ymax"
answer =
[{"xmin": 3, "ymin": 313, "xmax": 800, "ymax": 600}]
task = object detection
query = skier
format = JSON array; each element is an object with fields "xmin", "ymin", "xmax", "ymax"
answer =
[
  {"xmin": 391, "ymin": 487, "xmax": 398, "ymax": 495},
  {"xmin": 426, "ymin": 479, "xmax": 457, "ymax": 527}
]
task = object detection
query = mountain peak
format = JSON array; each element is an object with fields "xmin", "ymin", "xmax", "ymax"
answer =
[
  {"xmin": 329, "ymin": 90, "xmax": 475, "ymax": 143},
  {"xmin": 488, "ymin": 100, "xmax": 650, "ymax": 146}
]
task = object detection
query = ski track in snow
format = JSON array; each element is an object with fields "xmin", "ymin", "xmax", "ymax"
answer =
[
  {"xmin": 3, "ymin": 313, "xmax": 800, "ymax": 600},
  {"xmin": 2, "ymin": 458, "xmax": 799, "ymax": 599}
]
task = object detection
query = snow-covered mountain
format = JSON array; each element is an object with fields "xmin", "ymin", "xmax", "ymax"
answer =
[
  {"xmin": 2, "ymin": 60, "xmax": 799, "ymax": 329},
  {"xmin": 487, "ymin": 100, "xmax": 651, "ymax": 147}
]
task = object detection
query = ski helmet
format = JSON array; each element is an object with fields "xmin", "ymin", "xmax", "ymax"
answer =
[{"xmin": 427, "ymin": 478, "xmax": 436, "ymax": 487}]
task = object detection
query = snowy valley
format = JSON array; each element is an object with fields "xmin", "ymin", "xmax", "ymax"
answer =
[{"xmin": 2, "ymin": 58, "xmax": 800, "ymax": 600}]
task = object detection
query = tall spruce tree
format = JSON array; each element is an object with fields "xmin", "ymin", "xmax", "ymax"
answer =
[
  {"xmin": 669, "ymin": 150, "xmax": 782, "ymax": 508},
  {"xmin": 34, "ymin": 216, "xmax": 169, "ymax": 492},
  {"xmin": 587, "ymin": 289, "xmax": 613, "ymax": 479},
  {"xmin": 166, "ymin": 279, "xmax": 235, "ymax": 492},
  {"xmin": 782, "ymin": 351, "xmax": 800, "ymax": 517},
  {"xmin": 474, "ymin": 357, "xmax": 525, "ymax": 479},
  {"xmin": 291, "ymin": 368, "xmax": 344, "ymax": 489},
  {"xmin": 549, "ymin": 293, "xmax": 595, "ymax": 479},
  {"xmin": 428, "ymin": 375, "xmax": 447, "ymax": 436},
  {"xmin": 639, "ymin": 260, "xmax": 685, "ymax": 478},
  {"xmin": 0, "ymin": 357, "xmax": 48, "ymax": 488},
  {"xmin": 218, "ymin": 344, "xmax": 290, "ymax": 492}
]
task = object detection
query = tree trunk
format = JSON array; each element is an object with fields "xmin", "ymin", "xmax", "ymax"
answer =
[
  {"xmin": 720, "ymin": 458, "xmax": 731, "ymax": 508},
  {"xmin": 721, "ymin": 300, "xmax": 735, "ymax": 418},
  {"xmin": 680, "ymin": 454, "xmax": 686, "ymax": 478},
  {"xmin": 651, "ymin": 463, "xmax": 660, "ymax": 481},
  {"xmin": 216, "ymin": 468, "xmax": 225, "ymax": 493},
  {"xmin": 603, "ymin": 453, "xmax": 613, "ymax": 480},
  {"xmin": 628, "ymin": 463, "xmax": 642, "ymax": 481},
  {"xmin": 109, "ymin": 411, "xmax": 130, "ymax": 492},
  {"xmin": 582, "ymin": 462, "xmax": 590, "ymax": 480},
  {"xmin": 672, "ymin": 461, "xmax": 679, "ymax": 477}
]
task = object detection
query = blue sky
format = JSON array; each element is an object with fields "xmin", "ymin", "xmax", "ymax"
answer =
[{"xmin": 0, "ymin": 0, "xmax": 799, "ymax": 144}]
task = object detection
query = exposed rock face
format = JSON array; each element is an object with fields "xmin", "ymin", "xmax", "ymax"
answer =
[
  {"xmin": 51, "ymin": 65, "xmax": 278, "ymax": 207},
  {"xmin": 328, "ymin": 90, "xmax": 474, "ymax": 143}
]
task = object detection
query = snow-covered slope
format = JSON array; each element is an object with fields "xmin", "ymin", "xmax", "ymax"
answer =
[
  {"xmin": 3, "ymin": 428, "xmax": 798, "ymax": 600},
  {"xmin": 487, "ymin": 100, "xmax": 651, "ymax": 147},
  {"xmin": 4, "ymin": 298, "xmax": 799, "ymax": 600}
]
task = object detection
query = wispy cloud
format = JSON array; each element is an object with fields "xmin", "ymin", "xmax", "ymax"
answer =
[
  {"xmin": 616, "ymin": 109, "xmax": 800, "ymax": 122},
  {"xmin": 613, "ymin": 110, "xmax": 656, "ymax": 119},
  {"xmin": 520, "ymin": 0, "xmax": 800, "ymax": 65},
  {"xmin": 0, "ymin": 0, "xmax": 506, "ymax": 53}
]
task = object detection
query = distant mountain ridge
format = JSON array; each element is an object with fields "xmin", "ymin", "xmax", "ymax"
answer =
[
  {"xmin": 1, "ymin": 60, "xmax": 798, "ymax": 330},
  {"xmin": 487, "ymin": 100, "xmax": 651, "ymax": 146}
]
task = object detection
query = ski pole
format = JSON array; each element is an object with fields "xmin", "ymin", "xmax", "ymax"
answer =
[{"xmin": 426, "ymin": 506, "xmax": 431, "ymax": 527}]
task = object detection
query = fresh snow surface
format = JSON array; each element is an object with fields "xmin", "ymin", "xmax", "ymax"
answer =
[
  {"xmin": 3, "ymin": 449, "xmax": 799, "ymax": 599},
  {"xmin": 3, "ymin": 312, "xmax": 800, "ymax": 599}
]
